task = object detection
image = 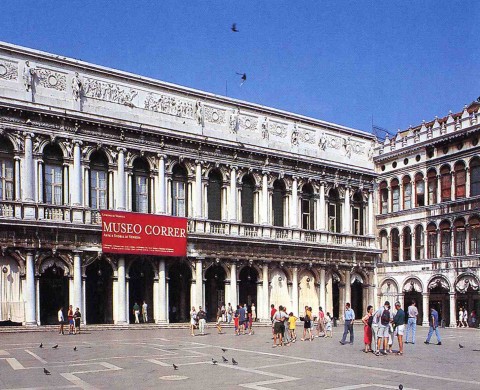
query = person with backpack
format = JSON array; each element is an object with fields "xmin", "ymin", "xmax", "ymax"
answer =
[
  {"xmin": 374, "ymin": 301, "xmax": 393, "ymax": 356},
  {"xmin": 362, "ymin": 305, "xmax": 374, "ymax": 353}
]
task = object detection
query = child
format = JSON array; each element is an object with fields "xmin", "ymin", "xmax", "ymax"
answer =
[
  {"xmin": 248, "ymin": 312, "xmax": 254, "ymax": 335},
  {"xmin": 325, "ymin": 312, "xmax": 333, "ymax": 338},
  {"xmin": 288, "ymin": 312, "xmax": 298, "ymax": 342},
  {"xmin": 233, "ymin": 311, "xmax": 239, "ymax": 336}
]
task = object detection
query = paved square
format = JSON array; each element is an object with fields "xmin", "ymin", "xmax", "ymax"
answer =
[{"xmin": 0, "ymin": 325, "xmax": 478, "ymax": 389}]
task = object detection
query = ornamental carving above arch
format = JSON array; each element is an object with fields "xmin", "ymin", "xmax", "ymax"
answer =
[
  {"xmin": 403, "ymin": 278, "xmax": 422, "ymax": 293},
  {"xmin": 428, "ymin": 276, "xmax": 449, "ymax": 291},
  {"xmin": 39, "ymin": 257, "xmax": 70, "ymax": 276},
  {"xmin": 455, "ymin": 274, "xmax": 479, "ymax": 293},
  {"xmin": 381, "ymin": 279, "xmax": 398, "ymax": 294}
]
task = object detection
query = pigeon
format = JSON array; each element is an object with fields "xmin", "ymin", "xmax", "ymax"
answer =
[
  {"xmin": 39, "ymin": 343, "xmax": 43, "ymax": 348},
  {"xmin": 398, "ymin": 385, "xmax": 403, "ymax": 390},
  {"xmin": 73, "ymin": 346, "xmax": 77, "ymax": 351},
  {"xmin": 221, "ymin": 348, "xmax": 227, "ymax": 352},
  {"xmin": 232, "ymin": 358, "xmax": 238, "ymax": 365},
  {"xmin": 222, "ymin": 356, "xmax": 228, "ymax": 363},
  {"xmin": 43, "ymin": 368, "xmax": 51, "ymax": 375},
  {"xmin": 52, "ymin": 345, "xmax": 58, "ymax": 349},
  {"xmin": 459, "ymin": 344, "xmax": 464, "ymax": 349},
  {"xmin": 212, "ymin": 358, "xmax": 217, "ymax": 365},
  {"xmin": 173, "ymin": 364, "xmax": 178, "ymax": 370},
  {"xmin": 236, "ymin": 72, "xmax": 247, "ymax": 86},
  {"xmin": 231, "ymin": 23, "xmax": 239, "ymax": 32}
]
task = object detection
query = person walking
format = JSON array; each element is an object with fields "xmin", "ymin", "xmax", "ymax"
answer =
[
  {"xmin": 288, "ymin": 312, "xmax": 298, "ymax": 342},
  {"xmin": 190, "ymin": 306, "xmax": 197, "ymax": 336},
  {"xmin": 425, "ymin": 307, "xmax": 442, "ymax": 345},
  {"xmin": 316, "ymin": 306, "xmax": 326, "ymax": 337},
  {"xmin": 58, "ymin": 307, "xmax": 65, "ymax": 335},
  {"xmin": 325, "ymin": 312, "xmax": 333, "ymax": 338},
  {"xmin": 67, "ymin": 305, "xmax": 74, "ymax": 334},
  {"xmin": 301, "ymin": 306, "xmax": 313, "ymax": 341},
  {"xmin": 227, "ymin": 303, "xmax": 233, "ymax": 323},
  {"xmin": 133, "ymin": 302, "xmax": 140, "ymax": 324},
  {"xmin": 73, "ymin": 307, "xmax": 81, "ymax": 335},
  {"xmin": 272, "ymin": 305, "xmax": 287, "ymax": 347},
  {"xmin": 462, "ymin": 309, "xmax": 468, "ymax": 328},
  {"xmin": 251, "ymin": 303, "xmax": 257, "ymax": 322},
  {"xmin": 393, "ymin": 301, "xmax": 405, "ymax": 355},
  {"xmin": 142, "ymin": 301, "xmax": 148, "ymax": 323},
  {"xmin": 458, "ymin": 307, "xmax": 464, "ymax": 328},
  {"xmin": 405, "ymin": 300, "xmax": 418, "ymax": 344},
  {"xmin": 362, "ymin": 305, "xmax": 373, "ymax": 353},
  {"xmin": 339, "ymin": 302, "xmax": 355, "ymax": 345},
  {"xmin": 216, "ymin": 305, "xmax": 223, "ymax": 334},
  {"xmin": 197, "ymin": 306, "xmax": 207, "ymax": 335}
]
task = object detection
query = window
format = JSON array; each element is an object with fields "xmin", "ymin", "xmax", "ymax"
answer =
[
  {"xmin": 272, "ymin": 180, "xmax": 286, "ymax": 227},
  {"xmin": 352, "ymin": 190, "xmax": 364, "ymax": 235},
  {"xmin": 301, "ymin": 184, "xmax": 315, "ymax": 230},
  {"xmin": 207, "ymin": 170, "xmax": 222, "ymax": 221},
  {"xmin": 327, "ymin": 189, "xmax": 341, "ymax": 233},
  {"xmin": 403, "ymin": 176, "xmax": 412, "ymax": 210},
  {"xmin": 403, "ymin": 226, "xmax": 412, "ymax": 260},
  {"xmin": 391, "ymin": 229, "xmax": 400, "ymax": 262},
  {"xmin": 454, "ymin": 162, "xmax": 466, "ymax": 199},
  {"xmin": 90, "ymin": 152, "xmax": 108, "ymax": 209},
  {"xmin": 391, "ymin": 179, "xmax": 400, "ymax": 212},
  {"xmin": 440, "ymin": 221, "xmax": 451, "ymax": 257},
  {"xmin": 132, "ymin": 158, "xmax": 150, "ymax": 213},
  {"xmin": 415, "ymin": 225, "xmax": 424, "ymax": 259},
  {"xmin": 415, "ymin": 173, "xmax": 424, "ymax": 207},
  {"xmin": 454, "ymin": 219, "xmax": 466, "ymax": 256},
  {"xmin": 469, "ymin": 216, "xmax": 480, "ymax": 255},
  {"xmin": 379, "ymin": 181, "xmax": 388, "ymax": 214},
  {"xmin": 427, "ymin": 223, "xmax": 437, "ymax": 259},
  {"xmin": 241, "ymin": 175, "xmax": 255, "ymax": 223},
  {"xmin": 471, "ymin": 158, "xmax": 480, "ymax": 196},
  {"xmin": 172, "ymin": 165, "xmax": 188, "ymax": 217},
  {"xmin": 43, "ymin": 144, "xmax": 64, "ymax": 205},
  {"xmin": 427, "ymin": 169, "xmax": 437, "ymax": 204},
  {"xmin": 440, "ymin": 165, "xmax": 451, "ymax": 202},
  {"xmin": 0, "ymin": 138, "xmax": 14, "ymax": 201}
]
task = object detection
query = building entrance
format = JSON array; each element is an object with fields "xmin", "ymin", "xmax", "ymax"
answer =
[
  {"xmin": 128, "ymin": 259, "xmax": 154, "ymax": 323},
  {"xmin": 404, "ymin": 291, "xmax": 423, "ymax": 325},
  {"xmin": 205, "ymin": 265, "xmax": 225, "ymax": 321},
  {"xmin": 86, "ymin": 259, "xmax": 113, "ymax": 324},
  {"xmin": 429, "ymin": 286, "xmax": 450, "ymax": 327},
  {"xmin": 39, "ymin": 263, "xmax": 69, "ymax": 325},
  {"xmin": 351, "ymin": 279, "xmax": 363, "ymax": 319},
  {"xmin": 239, "ymin": 266, "xmax": 258, "ymax": 308},
  {"xmin": 168, "ymin": 262, "xmax": 191, "ymax": 323}
]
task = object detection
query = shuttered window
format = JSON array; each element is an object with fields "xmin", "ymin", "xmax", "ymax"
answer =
[
  {"xmin": 471, "ymin": 159, "xmax": 480, "ymax": 196},
  {"xmin": 208, "ymin": 171, "xmax": 222, "ymax": 221},
  {"xmin": 440, "ymin": 166, "xmax": 451, "ymax": 202},
  {"xmin": 455, "ymin": 162, "xmax": 466, "ymax": 199},
  {"xmin": 241, "ymin": 176, "xmax": 255, "ymax": 223}
]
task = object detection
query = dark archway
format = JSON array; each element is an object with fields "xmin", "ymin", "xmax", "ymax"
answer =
[
  {"xmin": 239, "ymin": 266, "xmax": 258, "ymax": 308},
  {"xmin": 168, "ymin": 262, "xmax": 192, "ymax": 323},
  {"xmin": 332, "ymin": 279, "xmax": 340, "ymax": 319},
  {"xmin": 205, "ymin": 265, "xmax": 226, "ymax": 321},
  {"xmin": 128, "ymin": 259, "xmax": 154, "ymax": 323},
  {"xmin": 39, "ymin": 264, "xmax": 69, "ymax": 325},
  {"xmin": 86, "ymin": 259, "xmax": 113, "ymax": 324},
  {"xmin": 404, "ymin": 292, "xmax": 423, "ymax": 325},
  {"xmin": 429, "ymin": 284, "xmax": 450, "ymax": 327},
  {"xmin": 351, "ymin": 279, "xmax": 363, "ymax": 319}
]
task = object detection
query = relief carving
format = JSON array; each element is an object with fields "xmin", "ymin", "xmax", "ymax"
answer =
[
  {"xmin": 239, "ymin": 114, "xmax": 258, "ymax": 132},
  {"xmin": 72, "ymin": 72, "xmax": 82, "ymax": 101},
  {"xmin": 291, "ymin": 123, "xmax": 299, "ymax": 146},
  {"xmin": 37, "ymin": 68, "xmax": 67, "ymax": 91},
  {"xmin": 403, "ymin": 278, "xmax": 422, "ymax": 293},
  {"xmin": 0, "ymin": 59, "xmax": 18, "ymax": 81},
  {"xmin": 204, "ymin": 105, "xmax": 227, "ymax": 125},
  {"xmin": 144, "ymin": 92, "xmax": 194, "ymax": 118},
  {"xmin": 83, "ymin": 77, "xmax": 137, "ymax": 107},
  {"xmin": 228, "ymin": 108, "xmax": 239, "ymax": 132},
  {"xmin": 261, "ymin": 117, "xmax": 269, "ymax": 140},
  {"xmin": 23, "ymin": 61, "xmax": 35, "ymax": 91},
  {"xmin": 428, "ymin": 277, "xmax": 449, "ymax": 291},
  {"xmin": 299, "ymin": 127, "xmax": 315, "ymax": 144},
  {"xmin": 456, "ymin": 275, "xmax": 479, "ymax": 293},
  {"xmin": 269, "ymin": 120, "xmax": 287, "ymax": 138}
]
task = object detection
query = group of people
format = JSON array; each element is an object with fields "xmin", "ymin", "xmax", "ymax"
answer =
[
  {"xmin": 57, "ymin": 305, "xmax": 81, "ymax": 335},
  {"xmin": 132, "ymin": 301, "xmax": 148, "ymax": 324},
  {"xmin": 458, "ymin": 307, "xmax": 477, "ymax": 328}
]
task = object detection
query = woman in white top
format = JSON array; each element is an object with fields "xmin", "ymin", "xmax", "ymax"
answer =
[
  {"xmin": 458, "ymin": 308, "xmax": 464, "ymax": 327},
  {"xmin": 462, "ymin": 309, "xmax": 468, "ymax": 328},
  {"xmin": 190, "ymin": 307, "xmax": 197, "ymax": 336}
]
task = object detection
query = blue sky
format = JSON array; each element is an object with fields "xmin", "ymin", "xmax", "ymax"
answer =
[{"xmin": 0, "ymin": 1, "xmax": 478, "ymax": 134}]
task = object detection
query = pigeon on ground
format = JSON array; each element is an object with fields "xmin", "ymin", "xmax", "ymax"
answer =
[
  {"xmin": 39, "ymin": 343, "xmax": 43, "ymax": 348},
  {"xmin": 398, "ymin": 385, "xmax": 403, "ymax": 390},
  {"xmin": 43, "ymin": 368, "xmax": 50, "ymax": 375},
  {"xmin": 212, "ymin": 358, "xmax": 217, "ymax": 365},
  {"xmin": 231, "ymin": 23, "xmax": 239, "ymax": 32},
  {"xmin": 173, "ymin": 364, "xmax": 178, "ymax": 370},
  {"xmin": 52, "ymin": 345, "xmax": 58, "ymax": 349},
  {"xmin": 221, "ymin": 348, "xmax": 227, "ymax": 353},
  {"xmin": 232, "ymin": 358, "xmax": 238, "ymax": 365},
  {"xmin": 459, "ymin": 344, "xmax": 464, "ymax": 349},
  {"xmin": 222, "ymin": 356, "xmax": 228, "ymax": 363},
  {"xmin": 73, "ymin": 346, "xmax": 77, "ymax": 351}
]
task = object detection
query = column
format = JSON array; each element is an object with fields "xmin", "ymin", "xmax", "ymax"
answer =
[
  {"xmin": 108, "ymin": 170, "xmax": 114, "ymax": 210},
  {"xmin": 368, "ymin": 190, "xmax": 374, "ymax": 236},
  {"xmin": 63, "ymin": 163, "xmax": 69, "ymax": 205},
  {"xmin": 73, "ymin": 252, "xmax": 82, "ymax": 314},
  {"xmin": 292, "ymin": 267, "xmax": 299, "ymax": 315},
  {"xmin": 344, "ymin": 269, "xmax": 351, "ymax": 304},
  {"xmin": 387, "ymin": 233, "xmax": 392, "ymax": 262},
  {"xmin": 387, "ymin": 186, "xmax": 392, "ymax": 213},
  {"xmin": 71, "ymin": 141, "xmax": 83, "ymax": 205},
  {"xmin": 422, "ymin": 293, "xmax": 430, "ymax": 326},
  {"xmin": 83, "ymin": 168, "xmax": 89, "ymax": 207},
  {"xmin": 451, "ymin": 171, "xmax": 455, "ymax": 201},
  {"xmin": 195, "ymin": 161, "xmax": 203, "ymax": 218},
  {"xmin": 195, "ymin": 259, "xmax": 203, "ymax": 308},
  {"xmin": 116, "ymin": 256, "xmax": 127, "ymax": 324},
  {"xmin": 229, "ymin": 167, "xmax": 237, "ymax": 221},
  {"xmin": 14, "ymin": 157, "xmax": 21, "ymax": 200},
  {"xmin": 25, "ymin": 252, "xmax": 36, "ymax": 325},
  {"xmin": 319, "ymin": 268, "xmax": 326, "ymax": 310},
  {"xmin": 465, "ymin": 168, "xmax": 470, "ymax": 198},
  {"xmin": 158, "ymin": 259, "xmax": 167, "ymax": 323},
  {"xmin": 23, "ymin": 133, "xmax": 34, "ymax": 202},
  {"xmin": 343, "ymin": 186, "xmax": 351, "ymax": 234},
  {"xmin": 399, "ymin": 183, "xmax": 404, "ymax": 211},
  {"xmin": 449, "ymin": 293, "xmax": 456, "ymax": 328},
  {"xmin": 157, "ymin": 155, "xmax": 166, "ymax": 214},
  {"xmin": 399, "ymin": 233, "xmax": 404, "ymax": 262},
  {"xmin": 230, "ymin": 262, "xmax": 237, "ymax": 306},
  {"xmin": 373, "ymin": 267, "xmax": 379, "ymax": 309},
  {"xmin": 261, "ymin": 172, "xmax": 269, "ymax": 224},
  {"xmin": 290, "ymin": 177, "xmax": 298, "ymax": 228},
  {"xmin": 318, "ymin": 182, "xmax": 326, "ymax": 231},
  {"xmin": 37, "ymin": 161, "xmax": 43, "ymax": 203},
  {"xmin": 436, "ymin": 175, "xmax": 441, "ymax": 204},
  {"xmin": 262, "ymin": 263, "xmax": 269, "ymax": 320},
  {"xmin": 116, "ymin": 148, "xmax": 126, "ymax": 210},
  {"xmin": 411, "ymin": 228, "xmax": 416, "ymax": 261}
]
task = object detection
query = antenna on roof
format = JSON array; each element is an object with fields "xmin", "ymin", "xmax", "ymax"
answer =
[{"xmin": 372, "ymin": 122, "xmax": 395, "ymax": 143}]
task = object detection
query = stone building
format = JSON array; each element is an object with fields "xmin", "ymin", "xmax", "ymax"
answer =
[
  {"xmin": 374, "ymin": 102, "xmax": 480, "ymax": 327},
  {"xmin": 0, "ymin": 42, "xmax": 379, "ymax": 325}
]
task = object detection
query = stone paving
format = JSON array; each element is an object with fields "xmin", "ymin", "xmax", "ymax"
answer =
[{"xmin": 0, "ymin": 325, "xmax": 478, "ymax": 389}]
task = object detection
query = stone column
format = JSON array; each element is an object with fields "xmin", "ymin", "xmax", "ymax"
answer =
[
  {"xmin": 373, "ymin": 267, "xmax": 379, "ymax": 309},
  {"xmin": 292, "ymin": 267, "xmax": 299, "ymax": 315},
  {"xmin": 73, "ymin": 252, "xmax": 82, "ymax": 314},
  {"xmin": 387, "ymin": 233, "xmax": 392, "ymax": 262},
  {"xmin": 436, "ymin": 175, "xmax": 441, "ymax": 204},
  {"xmin": 25, "ymin": 252, "xmax": 36, "ymax": 325},
  {"xmin": 399, "ymin": 183, "xmax": 404, "ymax": 211},
  {"xmin": 261, "ymin": 172, "xmax": 269, "ymax": 224},
  {"xmin": 368, "ymin": 190, "xmax": 374, "ymax": 236},
  {"xmin": 399, "ymin": 233, "xmax": 404, "ymax": 262},
  {"xmin": 449, "ymin": 293, "xmax": 456, "ymax": 328},
  {"xmin": 157, "ymin": 154, "xmax": 166, "ymax": 214},
  {"xmin": 229, "ymin": 167, "xmax": 237, "ymax": 221},
  {"xmin": 195, "ymin": 161, "xmax": 203, "ymax": 218},
  {"xmin": 116, "ymin": 257, "xmax": 127, "ymax": 324},
  {"xmin": 195, "ymin": 259, "xmax": 203, "ymax": 308},
  {"xmin": 451, "ymin": 171, "xmax": 455, "ymax": 201},
  {"xmin": 290, "ymin": 177, "xmax": 298, "ymax": 228},
  {"xmin": 422, "ymin": 292, "xmax": 430, "ymax": 326},
  {"xmin": 465, "ymin": 168, "xmax": 470, "ymax": 198},
  {"xmin": 343, "ymin": 186, "xmax": 351, "ymax": 234},
  {"xmin": 116, "ymin": 148, "xmax": 126, "ymax": 210},
  {"xmin": 23, "ymin": 133, "xmax": 35, "ymax": 202},
  {"xmin": 230, "ymin": 262, "xmax": 237, "ymax": 306},
  {"xmin": 14, "ymin": 156, "xmax": 21, "ymax": 200},
  {"xmin": 345, "ymin": 269, "xmax": 351, "ymax": 305},
  {"xmin": 411, "ymin": 228, "xmax": 417, "ymax": 261},
  {"xmin": 63, "ymin": 163, "xmax": 69, "ymax": 205},
  {"xmin": 71, "ymin": 141, "xmax": 83, "ymax": 205},
  {"xmin": 318, "ymin": 182, "xmax": 326, "ymax": 231},
  {"xmin": 37, "ymin": 161, "xmax": 44, "ymax": 203},
  {"xmin": 158, "ymin": 259, "xmax": 167, "ymax": 323},
  {"xmin": 319, "ymin": 268, "xmax": 326, "ymax": 310},
  {"xmin": 387, "ymin": 186, "xmax": 392, "ymax": 213},
  {"xmin": 262, "ymin": 264, "xmax": 269, "ymax": 320}
]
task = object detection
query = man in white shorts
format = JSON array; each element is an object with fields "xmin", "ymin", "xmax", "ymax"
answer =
[{"xmin": 374, "ymin": 301, "xmax": 393, "ymax": 356}]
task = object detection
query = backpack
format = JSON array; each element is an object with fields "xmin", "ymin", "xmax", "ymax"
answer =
[{"xmin": 381, "ymin": 309, "xmax": 390, "ymax": 326}]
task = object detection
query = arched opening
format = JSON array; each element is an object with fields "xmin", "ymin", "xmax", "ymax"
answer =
[
  {"xmin": 270, "ymin": 269, "xmax": 289, "ymax": 311},
  {"xmin": 327, "ymin": 188, "xmax": 342, "ymax": 233},
  {"xmin": 391, "ymin": 178, "xmax": 400, "ymax": 212},
  {"xmin": 415, "ymin": 225, "xmax": 424, "ymax": 260},
  {"xmin": 403, "ymin": 279, "xmax": 423, "ymax": 325},
  {"xmin": 427, "ymin": 169, "xmax": 437, "ymax": 205},
  {"xmin": 43, "ymin": 144, "xmax": 64, "ymax": 205},
  {"xmin": 439, "ymin": 220, "xmax": 451, "ymax": 258},
  {"xmin": 403, "ymin": 176, "xmax": 412, "ymax": 210},
  {"xmin": 205, "ymin": 265, "xmax": 226, "ymax": 321},
  {"xmin": 132, "ymin": 158, "xmax": 150, "ymax": 213},
  {"xmin": 171, "ymin": 164, "xmax": 188, "ymax": 217},
  {"xmin": 300, "ymin": 183, "xmax": 315, "ymax": 230},
  {"xmin": 454, "ymin": 161, "xmax": 466, "ymax": 199},
  {"xmin": 298, "ymin": 271, "xmax": 318, "ymax": 312},
  {"xmin": 468, "ymin": 215, "xmax": 480, "ymax": 255},
  {"xmin": 379, "ymin": 230, "xmax": 388, "ymax": 262},
  {"xmin": 427, "ymin": 223, "xmax": 438, "ymax": 259},
  {"xmin": 272, "ymin": 180, "xmax": 286, "ymax": 227},
  {"xmin": 350, "ymin": 275, "xmax": 363, "ymax": 319},
  {"xmin": 39, "ymin": 260, "xmax": 69, "ymax": 325},
  {"xmin": 455, "ymin": 275, "xmax": 480, "ymax": 328},
  {"xmin": 0, "ymin": 137, "xmax": 14, "ymax": 203},
  {"xmin": 415, "ymin": 173, "xmax": 425, "ymax": 207},
  {"xmin": 207, "ymin": 170, "xmax": 223, "ymax": 221},
  {"xmin": 440, "ymin": 165, "xmax": 452, "ymax": 202},
  {"xmin": 428, "ymin": 277, "xmax": 450, "ymax": 327},
  {"xmin": 391, "ymin": 228, "xmax": 400, "ymax": 262},
  {"xmin": 239, "ymin": 266, "xmax": 258, "ymax": 308},
  {"xmin": 168, "ymin": 261, "xmax": 192, "ymax": 322},
  {"xmin": 470, "ymin": 157, "xmax": 480, "ymax": 196},
  {"xmin": 128, "ymin": 259, "xmax": 154, "ymax": 323},
  {"xmin": 352, "ymin": 190, "xmax": 365, "ymax": 235},
  {"xmin": 241, "ymin": 175, "xmax": 255, "ymax": 223},
  {"xmin": 332, "ymin": 276, "xmax": 340, "ymax": 319},
  {"xmin": 89, "ymin": 151, "xmax": 109, "ymax": 210},
  {"xmin": 0, "ymin": 256, "xmax": 22, "ymax": 324},
  {"xmin": 85, "ymin": 259, "xmax": 113, "ymax": 324},
  {"xmin": 379, "ymin": 181, "xmax": 388, "ymax": 214},
  {"xmin": 403, "ymin": 226, "xmax": 412, "ymax": 261},
  {"xmin": 454, "ymin": 218, "xmax": 466, "ymax": 256},
  {"xmin": 380, "ymin": 279, "xmax": 399, "ymax": 308}
]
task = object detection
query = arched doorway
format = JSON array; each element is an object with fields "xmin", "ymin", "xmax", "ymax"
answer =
[
  {"xmin": 0, "ymin": 256, "xmax": 23, "ymax": 324},
  {"xmin": 403, "ymin": 278, "xmax": 423, "ymax": 325},
  {"xmin": 168, "ymin": 261, "xmax": 192, "ymax": 323},
  {"xmin": 298, "ymin": 271, "xmax": 318, "ymax": 312},
  {"xmin": 205, "ymin": 265, "xmax": 226, "ymax": 321},
  {"xmin": 39, "ymin": 259, "xmax": 69, "ymax": 325},
  {"xmin": 351, "ymin": 274, "xmax": 363, "ymax": 319},
  {"xmin": 332, "ymin": 275, "xmax": 340, "ymax": 319},
  {"xmin": 128, "ymin": 259, "xmax": 154, "ymax": 323},
  {"xmin": 85, "ymin": 259, "xmax": 113, "ymax": 324},
  {"xmin": 270, "ymin": 269, "xmax": 290, "ymax": 311},
  {"xmin": 428, "ymin": 277, "xmax": 450, "ymax": 327},
  {"xmin": 239, "ymin": 266, "xmax": 258, "ymax": 308},
  {"xmin": 455, "ymin": 274, "xmax": 480, "ymax": 328}
]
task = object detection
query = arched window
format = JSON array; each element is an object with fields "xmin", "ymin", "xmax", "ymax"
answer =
[
  {"xmin": 469, "ymin": 216, "xmax": 480, "ymax": 255},
  {"xmin": 427, "ymin": 169, "xmax": 437, "ymax": 205},
  {"xmin": 427, "ymin": 223, "xmax": 437, "ymax": 259},
  {"xmin": 391, "ymin": 228, "xmax": 400, "ymax": 262},
  {"xmin": 43, "ymin": 144, "xmax": 64, "ymax": 205},
  {"xmin": 0, "ymin": 137, "xmax": 14, "ymax": 201},
  {"xmin": 89, "ymin": 151, "xmax": 108, "ymax": 209},
  {"xmin": 415, "ymin": 173, "xmax": 425, "ymax": 207},
  {"xmin": 454, "ymin": 218, "xmax": 466, "ymax": 256},
  {"xmin": 403, "ymin": 176, "xmax": 412, "ymax": 210},
  {"xmin": 272, "ymin": 180, "xmax": 286, "ymax": 227},
  {"xmin": 415, "ymin": 224, "xmax": 424, "ymax": 259},
  {"xmin": 403, "ymin": 226, "xmax": 412, "ymax": 260},
  {"xmin": 440, "ymin": 165, "xmax": 451, "ymax": 202},
  {"xmin": 379, "ymin": 181, "xmax": 388, "ymax": 214},
  {"xmin": 454, "ymin": 161, "xmax": 466, "ymax": 199},
  {"xmin": 440, "ymin": 220, "xmax": 451, "ymax": 257},
  {"xmin": 379, "ymin": 230, "xmax": 388, "ymax": 262},
  {"xmin": 327, "ymin": 188, "xmax": 342, "ymax": 233},
  {"xmin": 301, "ymin": 183, "xmax": 315, "ymax": 230},
  {"xmin": 352, "ymin": 190, "xmax": 364, "ymax": 235},
  {"xmin": 132, "ymin": 158, "xmax": 150, "ymax": 213},
  {"xmin": 470, "ymin": 158, "xmax": 480, "ymax": 196},
  {"xmin": 391, "ymin": 179, "xmax": 400, "ymax": 212},
  {"xmin": 207, "ymin": 170, "xmax": 222, "ymax": 221},
  {"xmin": 172, "ymin": 165, "xmax": 188, "ymax": 217},
  {"xmin": 241, "ymin": 174, "xmax": 255, "ymax": 223}
]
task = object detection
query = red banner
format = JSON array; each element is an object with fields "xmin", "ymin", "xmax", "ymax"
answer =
[{"xmin": 100, "ymin": 211, "xmax": 187, "ymax": 256}]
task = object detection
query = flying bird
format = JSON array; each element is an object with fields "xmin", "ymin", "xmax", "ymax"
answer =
[
  {"xmin": 52, "ymin": 345, "xmax": 58, "ymax": 349},
  {"xmin": 173, "ymin": 364, "xmax": 178, "ymax": 370},
  {"xmin": 221, "ymin": 348, "xmax": 227, "ymax": 353},
  {"xmin": 459, "ymin": 344, "xmax": 464, "ymax": 349},
  {"xmin": 222, "ymin": 356, "xmax": 228, "ymax": 363},
  {"xmin": 39, "ymin": 343, "xmax": 43, "ymax": 348},
  {"xmin": 231, "ymin": 23, "xmax": 239, "ymax": 32},
  {"xmin": 236, "ymin": 72, "xmax": 247, "ymax": 86},
  {"xmin": 232, "ymin": 358, "xmax": 238, "ymax": 365},
  {"xmin": 212, "ymin": 358, "xmax": 218, "ymax": 365},
  {"xmin": 43, "ymin": 368, "xmax": 51, "ymax": 375},
  {"xmin": 73, "ymin": 346, "xmax": 77, "ymax": 351}
]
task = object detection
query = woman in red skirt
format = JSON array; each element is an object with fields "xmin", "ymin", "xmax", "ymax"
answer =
[{"xmin": 362, "ymin": 305, "xmax": 374, "ymax": 353}]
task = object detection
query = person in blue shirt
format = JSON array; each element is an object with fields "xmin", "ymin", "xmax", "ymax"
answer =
[
  {"xmin": 424, "ymin": 307, "xmax": 442, "ymax": 345},
  {"xmin": 340, "ymin": 302, "xmax": 355, "ymax": 345}
]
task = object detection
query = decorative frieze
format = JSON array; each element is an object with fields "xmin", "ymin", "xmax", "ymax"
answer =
[
  {"xmin": 204, "ymin": 105, "xmax": 227, "ymax": 125},
  {"xmin": 299, "ymin": 127, "xmax": 316, "ymax": 144},
  {"xmin": 269, "ymin": 120, "xmax": 288, "ymax": 138},
  {"xmin": 83, "ymin": 77, "xmax": 137, "ymax": 107},
  {"xmin": 144, "ymin": 92, "xmax": 194, "ymax": 119},
  {"xmin": 239, "ymin": 114, "xmax": 258, "ymax": 132},
  {"xmin": 36, "ymin": 68, "xmax": 67, "ymax": 91},
  {"xmin": 0, "ymin": 59, "xmax": 17, "ymax": 81}
]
